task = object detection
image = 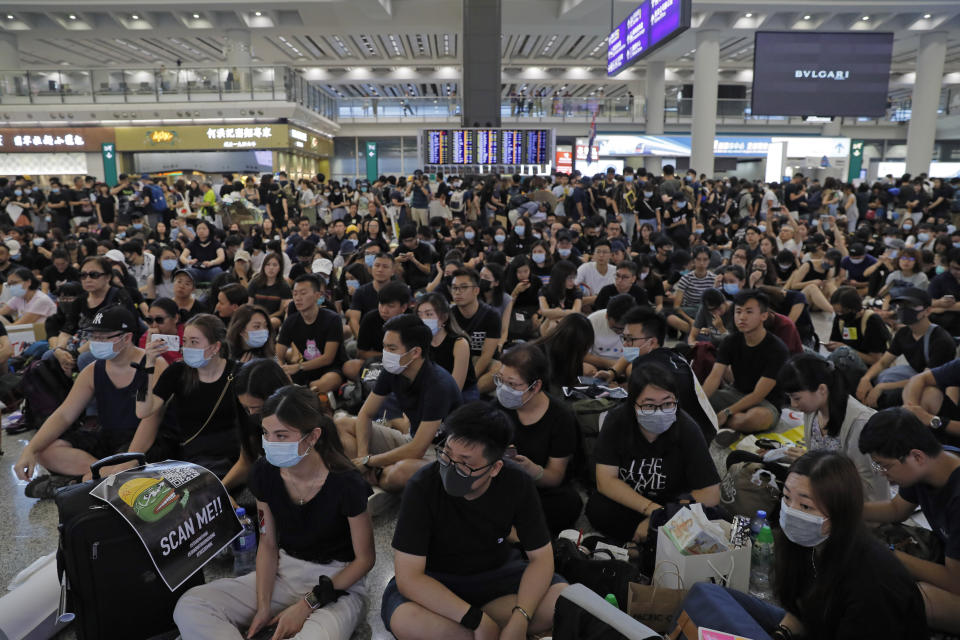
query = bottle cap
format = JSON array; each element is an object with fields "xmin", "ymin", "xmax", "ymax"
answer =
[
  {"xmin": 757, "ymin": 524, "xmax": 774, "ymax": 543},
  {"xmin": 756, "ymin": 510, "xmax": 767, "ymax": 519},
  {"xmin": 604, "ymin": 593, "xmax": 619, "ymax": 607},
  {"xmin": 235, "ymin": 507, "xmax": 245, "ymax": 517}
]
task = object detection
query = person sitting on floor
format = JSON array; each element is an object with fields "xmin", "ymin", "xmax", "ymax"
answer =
[
  {"xmin": 861, "ymin": 408, "xmax": 960, "ymax": 634},
  {"xmin": 702, "ymin": 289, "xmax": 790, "ymax": 433},
  {"xmin": 381, "ymin": 401, "xmax": 568, "ymax": 640},
  {"xmin": 174, "ymin": 385, "xmax": 374, "ymax": 640},
  {"xmin": 585, "ymin": 363, "xmax": 720, "ymax": 547}
]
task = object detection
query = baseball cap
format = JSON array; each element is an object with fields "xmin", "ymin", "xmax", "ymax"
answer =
[
  {"xmin": 233, "ymin": 249, "xmax": 251, "ymax": 263},
  {"xmin": 339, "ymin": 239, "xmax": 357, "ymax": 256},
  {"xmin": 312, "ymin": 258, "xmax": 333, "ymax": 277},
  {"xmin": 83, "ymin": 305, "xmax": 137, "ymax": 334},
  {"xmin": 4, "ymin": 240, "xmax": 20, "ymax": 255},
  {"xmin": 172, "ymin": 268, "xmax": 198, "ymax": 284},
  {"xmin": 891, "ymin": 287, "xmax": 932, "ymax": 308},
  {"xmin": 849, "ymin": 243, "xmax": 865, "ymax": 257},
  {"xmin": 345, "ymin": 224, "xmax": 359, "ymax": 235},
  {"xmin": 610, "ymin": 239, "xmax": 627, "ymax": 254},
  {"xmin": 104, "ymin": 249, "xmax": 127, "ymax": 265}
]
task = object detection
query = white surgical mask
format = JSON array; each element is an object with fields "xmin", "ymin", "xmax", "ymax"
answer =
[
  {"xmin": 382, "ymin": 348, "xmax": 411, "ymax": 374},
  {"xmin": 422, "ymin": 317, "xmax": 440, "ymax": 335},
  {"xmin": 245, "ymin": 329, "xmax": 269, "ymax": 349},
  {"xmin": 779, "ymin": 499, "xmax": 829, "ymax": 547},
  {"xmin": 262, "ymin": 434, "xmax": 309, "ymax": 468},
  {"xmin": 636, "ymin": 408, "xmax": 675, "ymax": 435},
  {"xmin": 496, "ymin": 379, "xmax": 533, "ymax": 409}
]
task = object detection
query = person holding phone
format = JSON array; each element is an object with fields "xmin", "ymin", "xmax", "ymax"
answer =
[{"xmin": 138, "ymin": 297, "xmax": 183, "ymax": 365}]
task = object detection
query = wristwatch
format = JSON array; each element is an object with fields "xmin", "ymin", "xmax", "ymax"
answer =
[
  {"xmin": 304, "ymin": 589, "xmax": 321, "ymax": 610},
  {"xmin": 930, "ymin": 416, "xmax": 945, "ymax": 433},
  {"xmin": 361, "ymin": 455, "xmax": 372, "ymax": 468}
]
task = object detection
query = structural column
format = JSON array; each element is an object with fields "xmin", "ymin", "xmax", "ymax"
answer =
[
  {"xmin": 689, "ymin": 29, "xmax": 720, "ymax": 175},
  {"xmin": 461, "ymin": 0, "xmax": 501, "ymax": 127},
  {"xmin": 224, "ymin": 29, "xmax": 253, "ymax": 92},
  {"xmin": 905, "ymin": 32, "xmax": 947, "ymax": 176},
  {"xmin": 643, "ymin": 60, "xmax": 665, "ymax": 173},
  {"xmin": 0, "ymin": 33, "xmax": 20, "ymax": 100}
]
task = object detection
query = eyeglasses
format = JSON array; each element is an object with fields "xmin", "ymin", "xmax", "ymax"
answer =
[
  {"xmin": 620, "ymin": 333, "xmax": 653, "ymax": 345},
  {"xmin": 146, "ymin": 316, "xmax": 171, "ymax": 324},
  {"xmin": 493, "ymin": 374, "xmax": 535, "ymax": 392},
  {"xmin": 635, "ymin": 401, "xmax": 678, "ymax": 415},
  {"xmin": 79, "ymin": 271, "xmax": 107, "ymax": 279},
  {"xmin": 870, "ymin": 456, "xmax": 905, "ymax": 474},
  {"xmin": 436, "ymin": 446, "xmax": 496, "ymax": 478},
  {"xmin": 450, "ymin": 285, "xmax": 477, "ymax": 293}
]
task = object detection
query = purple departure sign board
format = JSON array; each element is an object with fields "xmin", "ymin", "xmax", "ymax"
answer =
[{"xmin": 608, "ymin": 0, "xmax": 690, "ymax": 76}]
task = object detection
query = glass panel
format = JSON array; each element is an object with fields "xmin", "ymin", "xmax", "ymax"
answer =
[
  {"xmin": 183, "ymin": 68, "xmax": 219, "ymax": 100},
  {"xmin": 0, "ymin": 70, "xmax": 31, "ymax": 104},
  {"xmin": 252, "ymin": 67, "xmax": 276, "ymax": 99},
  {"xmin": 124, "ymin": 69, "xmax": 157, "ymax": 102}
]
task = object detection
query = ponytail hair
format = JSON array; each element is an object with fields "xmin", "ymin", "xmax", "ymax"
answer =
[{"xmin": 777, "ymin": 353, "xmax": 848, "ymax": 437}]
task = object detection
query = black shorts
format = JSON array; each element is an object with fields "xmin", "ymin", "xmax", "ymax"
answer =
[
  {"xmin": 380, "ymin": 548, "xmax": 566, "ymax": 633},
  {"xmin": 61, "ymin": 425, "xmax": 133, "ymax": 461}
]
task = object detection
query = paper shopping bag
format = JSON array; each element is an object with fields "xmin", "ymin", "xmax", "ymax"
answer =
[
  {"xmin": 628, "ymin": 576, "xmax": 687, "ymax": 633},
  {"xmin": 654, "ymin": 522, "xmax": 751, "ymax": 592}
]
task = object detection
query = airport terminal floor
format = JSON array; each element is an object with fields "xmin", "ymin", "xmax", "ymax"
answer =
[{"xmin": 4, "ymin": 1, "xmax": 960, "ymax": 640}]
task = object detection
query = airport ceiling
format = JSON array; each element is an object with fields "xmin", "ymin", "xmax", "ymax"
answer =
[{"xmin": 2, "ymin": 0, "xmax": 960, "ymax": 100}]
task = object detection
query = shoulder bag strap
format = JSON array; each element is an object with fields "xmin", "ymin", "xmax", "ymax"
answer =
[{"xmin": 181, "ymin": 363, "xmax": 235, "ymax": 446}]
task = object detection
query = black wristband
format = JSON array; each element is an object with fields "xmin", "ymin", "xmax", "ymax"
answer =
[{"xmin": 460, "ymin": 605, "xmax": 483, "ymax": 631}]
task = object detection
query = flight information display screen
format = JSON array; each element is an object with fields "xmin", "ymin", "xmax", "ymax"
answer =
[
  {"xmin": 608, "ymin": 0, "xmax": 691, "ymax": 76},
  {"xmin": 451, "ymin": 129, "xmax": 474, "ymax": 164},
  {"xmin": 425, "ymin": 130, "xmax": 449, "ymax": 164},
  {"xmin": 422, "ymin": 129, "xmax": 553, "ymax": 165}
]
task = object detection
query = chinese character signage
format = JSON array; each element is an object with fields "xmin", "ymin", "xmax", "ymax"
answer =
[
  {"xmin": 0, "ymin": 127, "xmax": 115, "ymax": 152},
  {"xmin": 115, "ymin": 125, "xmax": 290, "ymax": 151}
]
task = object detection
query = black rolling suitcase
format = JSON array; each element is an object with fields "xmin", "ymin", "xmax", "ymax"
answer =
[{"xmin": 54, "ymin": 453, "xmax": 205, "ymax": 640}]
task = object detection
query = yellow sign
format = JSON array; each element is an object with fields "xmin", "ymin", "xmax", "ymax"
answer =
[{"xmin": 115, "ymin": 124, "xmax": 291, "ymax": 152}]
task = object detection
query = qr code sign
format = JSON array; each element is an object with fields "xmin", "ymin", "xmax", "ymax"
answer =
[{"xmin": 160, "ymin": 466, "xmax": 201, "ymax": 488}]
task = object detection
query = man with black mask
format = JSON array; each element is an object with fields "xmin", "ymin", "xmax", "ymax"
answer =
[{"xmin": 856, "ymin": 288, "xmax": 955, "ymax": 409}]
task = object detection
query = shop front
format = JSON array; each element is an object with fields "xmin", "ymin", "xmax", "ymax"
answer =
[
  {"xmin": 0, "ymin": 127, "xmax": 116, "ymax": 182},
  {"xmin": 114, "ymin": 124, "xmax": 332, "ymax": 180},
  {"xmin": 575, "ymin": 134, "xmax": 854, "ymax": 183}
]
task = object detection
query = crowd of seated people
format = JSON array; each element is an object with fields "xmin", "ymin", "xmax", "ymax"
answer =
[{"xmin": 3, "ymin": 166, "xmax": 960, "ymax": 639}]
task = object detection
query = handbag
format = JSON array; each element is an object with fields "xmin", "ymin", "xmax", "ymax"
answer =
[
  {"xmin": 180, "ymin": 364, "xmax": 235, "ymax": 446},
  {"xmin": 553, "ymin": 537, "xmax": 641, "ymax": 612},
  {"xmin": 719, "ymin": 461, "xmax": 782, "ymax": 518},
  {"xmin": 627, "ymin": 563, "xmax": 687, "ymax": 633}
]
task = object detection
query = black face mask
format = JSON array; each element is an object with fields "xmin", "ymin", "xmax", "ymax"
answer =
[
  {"xmin": 840, "ymin": 312, "xmax": 859, "ymax": 325},
  {"xmin": 478, "ymin": 279, "xmax": 492, "ymax": 293},
  {"xmin": 897, "ymin": 306, "xmax": 921, "ymax": 325}
]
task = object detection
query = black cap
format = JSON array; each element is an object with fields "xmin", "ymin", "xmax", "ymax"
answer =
[
  {"xmin": 849, "ymin": 243, "xmax": 865, "ymax": 257},
  {"xmin": 891, "ymin": 287, "xmax": 932, "ymax": 308},
  {"xmin": 173, "ymin": 268, "xmax": 198, "ymax": 284},
  {"xmin": 83, "ymin": 305, "xmax": 137, "ymax": 334}
]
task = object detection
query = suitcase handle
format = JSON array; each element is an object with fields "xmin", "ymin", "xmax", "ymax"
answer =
[{"xmin": 90, "ymin": 453, "xmax": 147, "ymax": 479}]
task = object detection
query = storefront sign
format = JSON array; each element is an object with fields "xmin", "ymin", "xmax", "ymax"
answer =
[
  {"xmin": 578, "ymin": 134, "xmax": 851, "ymax": 159},
  {"xmin": 0, "ymin": 127, "xmax": 114, "ymax": 153},
  {"xmin": 555, "ymin": 148, "xmax": 573, "ymax": 173},
  {"xmin": 116, "ymin": 124, "xmax": 290, "ymax": 152}
]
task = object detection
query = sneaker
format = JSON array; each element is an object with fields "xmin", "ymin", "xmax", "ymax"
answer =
[
  {"xmin": 24, "ymin": 474, "xmax": 80, "ymax": 499},
  {"xmin": 367, "ymin": 486, "xmax": 399, "ymax": 518}
]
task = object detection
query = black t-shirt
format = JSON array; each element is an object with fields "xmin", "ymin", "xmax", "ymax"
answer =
[
  {"xmin": 594, "ymin": 406, "xmax": 719, "ymax": 505},
  {"xmin": 372, "ymin": 361, "xmax": 462, "ymax": 437},
  {"xmin": 247, "ymin": 460, "xmax": 371, "ymax": 563},
  {"xmin": 829, "ymin": 311, "xmax": 890, "ymax": 355},
  {"xmin": 153, "ymin": 360, "xmax": 240, "ymax": 466},
  {"xmin": 356, "ymin": 309, "xmax": 386, "ymax": 352},
  {"xmin": 392, "ymin": 463, "xmax": 551, "ymax": 575},
  {"xmin": 429, "ymin": 332, "xmax": 477, "ymax": 392},
  {"xmin": 248, "ymin": 279, "xmax": 292, "ymax": 315},
  {"xmin": 349, "ymin": 282, "xmax": 381, "ymax": 319},
  {"xmin": 452, "ymin": 302, "xmax": 501, "ymax": 357},
  {"xmin": 716, "ymin": 330, "xmax": 789, "ymax": 406},
  {"xmin": 502, "ymin": 396, "xmax": 577, "ymax": 470},
  {"xmin": 393, "ymin": 242, "xmax": 436, "ymax": 290},
  {"xmin": 277, "ymin": 309, "xmax": 346, "ymax": 370},
  {"xmin": 900, "ymin": 465, "xmax": 960, "ymax": 561},
  {"xmin": 594, "ymin": 283, "xmax": 649, "ymax": 310},
  {"xmin": 42, "ymin": 264, "xmax": 80, "ymax": 294},
  {"xmin": 186, "ymin": 239, "xmax": 221, "ymax": 263},
  {"xmin": 542, "ymin": 285, "xmax": 582, "ymax": 310},
  {"xmin": 889, "ymin": 324, "xmax": 955, "ymax": 372}
]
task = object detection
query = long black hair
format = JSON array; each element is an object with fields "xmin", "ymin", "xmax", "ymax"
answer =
[
  {"xmin": 543, "ymin": 259, "xmax": 578, "ymax": 306},
  {"xmin": 774, "ymin": 451, "xmax": 867, "ymax": 637},
  {"xmin": 777, "ymin": 354, "xmax": 848, "ymax": 438},
  {"xmin": 532, "ymin": 313, "xmax": 594, "ymax": 389},
  {"xmin": 234, "ymin": 358, "xmax": 290, "ymax": 461}
]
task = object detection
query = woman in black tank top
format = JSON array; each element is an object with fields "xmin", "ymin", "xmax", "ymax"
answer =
[{"xmin": 415, "ymin": 292, "xmax": 479, "ymax": 402}]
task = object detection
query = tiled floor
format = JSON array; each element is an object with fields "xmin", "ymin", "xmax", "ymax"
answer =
[{"xmin": 0, "ymin": 311, "xmax": 837, "ymax": 640}]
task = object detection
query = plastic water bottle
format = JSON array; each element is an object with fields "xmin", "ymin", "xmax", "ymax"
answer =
[
  {"xmin": 232, "ymin": 507, "xmax": 257, "ymax": 576},
  {"xmin": 749, "ymin": 525, "xmax": 775, "ymax": 601},
  {"xmin": 749, "ymin": 510, "xmax": 768, "ymax": 540}
]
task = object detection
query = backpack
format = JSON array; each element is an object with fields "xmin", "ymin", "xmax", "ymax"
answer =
[
  {"xmin": 18, "ymin": 357, "xmax": 76, "ymax": 431},
  {"xmin": 449, "ymin": 189, "xmax": 465, "ymax": 214},
  {"xmin": 567, "ymin": 396, "xmax": 625, "ymax": 486},
  {"xmin": 146, "ymin": 184, "xmax": 167, "ymax": 212},
  {"xmin": 552, "ymin": 537, "xmax": 641, "ymax": 613}
]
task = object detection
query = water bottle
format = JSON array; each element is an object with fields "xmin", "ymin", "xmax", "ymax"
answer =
[
  {"xmin": 749, "ymin": 510, "xmax": 768, "ymax": 540},
  {"xmin": 749, "ymin": 525, "xmax": 775, "ymax": 601},
  {"xmin": 232, "ymin": 507, "xmax": 258, "ymax": 576}
]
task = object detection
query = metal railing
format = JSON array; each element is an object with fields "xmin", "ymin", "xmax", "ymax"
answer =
[{"xmin": 0, "ymin": 65, "xmax": 338, "ymax": 121}]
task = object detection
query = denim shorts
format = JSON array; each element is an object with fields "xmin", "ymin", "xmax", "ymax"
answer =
[{"xmin": 380, "ymin": 548, "xmax": 566, "ymax": 633}]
